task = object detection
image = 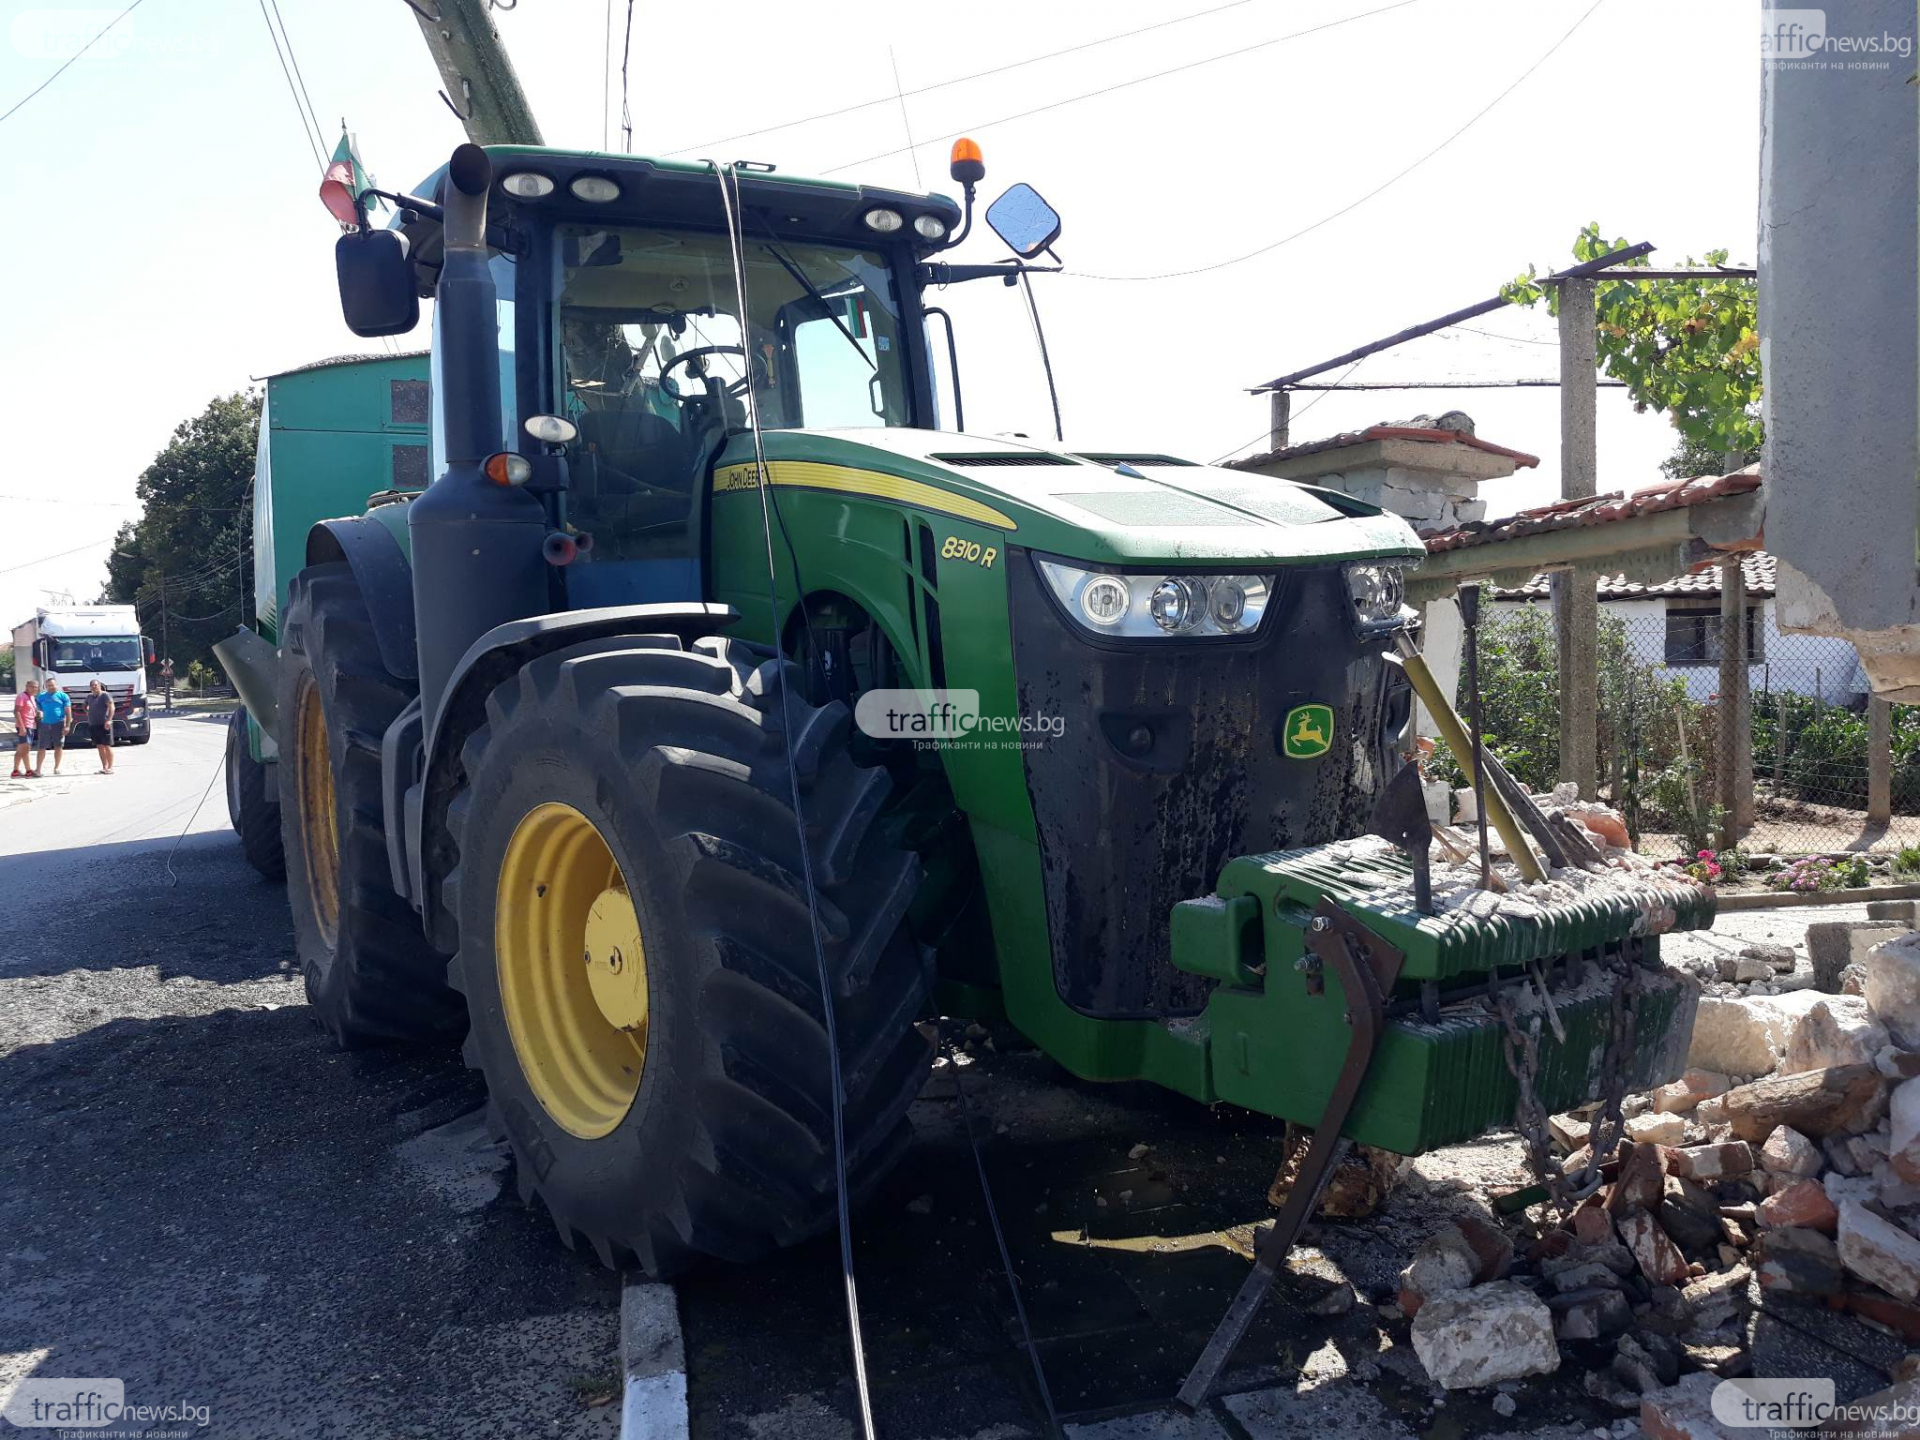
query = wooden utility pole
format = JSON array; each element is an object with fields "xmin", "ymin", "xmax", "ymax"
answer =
[
  {"xmin": 1553, "ymin": 277, "xmax": 1599, "ymax": 799},
  {"xmin": 407, "ymin": 0, "xmax": 543, "ymax": 146}
]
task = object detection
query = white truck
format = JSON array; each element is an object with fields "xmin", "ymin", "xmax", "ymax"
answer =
[{"xmin": 11, "ymin": 605, "xmax": 154, "ymax": 745}]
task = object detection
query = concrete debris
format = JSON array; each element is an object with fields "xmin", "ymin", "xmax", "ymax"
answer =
[
  {"xmin": 1894, "ymin": 1077, "xmax": 1920, "ymax": 1155},
  {"xmin": 1397, "ymin": 1214, "xmax": 1513, "ymax": 1315},
  {"xmin": 1742, "ymin": 943, "xmax": 1799, "ymax": 974},
  {"xmin": 1754, "ymin": 1177, "xmax": 1839, "ymax": 1232},
  {"xmin": 1838, "ymin": 1199, "xmax": 1920, "ymax": 1301},
  {"xmin": 1719, "ymin": 1063, "xmax": 1890, "ymax": 1141},
  {"xmin": 1639, "ymin": 1371, "xmax": 1736, "ymax": 1440},
  {"xmin": 1608, "ymin": 1142, "xmax": 1669, "ymax": 1213},
  {"xmin": 1868, "ymin": 933, "xmax": 1920, "ymax": 1049},
  {"xmin": 1662, "ymin": 1140, "xmax": 1753, "ymax": 1181},
  {"xmin": 1552, "ymin": 1112, "xmax": 1594, "ymax": 1148},
  {"xmin": 1783, "ymin": 997, "xmax": 1891, "ymax": 1075},
  {"xmin": 1626, "ymin": 1112, "xmax": 1687, "ymax": 1146},
  {"xmin": 1659, "ymin": 1176, "xmax": 1725, "ymax": 1251},
  {"xmin": 1758, "ymin": 1221, "xmax": 1843, "ymax": 1305},
  {"xmin": 1613, "ymin": 1332, "xmax": 1682, "ymax": 1394},
  {"xmin": 1127, "ymin": 1143, "xmax": 1149, "ymax": 1160},
  {"xmin": 1492, "ymin": 1392, "xmax": 1517, "ymax": 1418},
  {"xmin": 1809, "ymin": 921, "xmax": 1909, "ymax": 995},
  {"xmin": 1759, "ymin": 1125, "xmax": 1823, "ymax": 1177},
  {"xmin": 1410, "ymin": 1281, "xmax": 1560, "ymax": 1389},
  {"xmin": 1551, "ymin": 1286, "xmax": 1634, "ymax": 1340},
  {"xmin": 1618, "ymin": 1205, "xmax": 1690, "ymax": 1285}
]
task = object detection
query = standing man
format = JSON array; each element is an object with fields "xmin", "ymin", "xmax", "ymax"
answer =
[
  {"xmin": 86, "ymin": 680, "xmax": 116, "ymax": 775},
  {"xmin": 10, "ymin": 683, "xmax": 33, "ymax": 778},
  {"xmin": 33, "ymin": 677, "xmax": 70, "ymax": 776}
]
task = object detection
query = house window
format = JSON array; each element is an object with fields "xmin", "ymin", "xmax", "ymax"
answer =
[{"xmin": 1665, "ymin": 604, "xmax": 1765, "ymax": 664}]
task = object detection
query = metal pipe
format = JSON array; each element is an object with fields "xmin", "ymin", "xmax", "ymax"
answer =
[{"xmin": 1387, "ymin": 639, "xmax": 1545, "ymax": 883}]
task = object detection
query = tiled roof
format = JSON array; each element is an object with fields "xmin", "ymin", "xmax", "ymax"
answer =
[
  {"xmin": 1421, "ymin": 467, "xmax": 1762, "ymax": 552},
  {"xmin": 1491, "ymin": 550, "xmax": 1776, "ymax": 601},
  {"xmin": 1226, "ymin": 424, "xmax": 1541, "ymax": 472}
]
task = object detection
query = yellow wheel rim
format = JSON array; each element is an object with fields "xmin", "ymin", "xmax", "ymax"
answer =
[
  {"xmin": 295, "ymin": 681, "xmax": 341, "ymax": 950},
  {"xmin": 496, "ymin": 803, "xmax": 649, "ymax": 1139}
]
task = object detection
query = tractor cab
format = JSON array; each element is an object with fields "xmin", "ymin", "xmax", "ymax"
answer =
[{"xmin": 356, "ymin": 148, "xmax": 967, "ymax": 608}]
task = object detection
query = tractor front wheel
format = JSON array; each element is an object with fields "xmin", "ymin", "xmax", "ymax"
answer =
[
  {"xmin": 278, "ymin": 563, "xmax": 462, "ymax": 1045},
  {"xmin": 226, "ymin": 707, "xmax": 285, "ymax": 880},
  {"xmin": 445, "ymin": 633, "xmax": 931, "ymax": 1274}
]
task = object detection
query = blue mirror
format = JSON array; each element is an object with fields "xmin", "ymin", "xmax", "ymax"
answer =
[{"xmin": 985, "ymin": 183, "xmax": 1062, "ymax": 259}]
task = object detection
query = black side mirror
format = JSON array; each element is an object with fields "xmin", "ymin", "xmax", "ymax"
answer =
[
  {"xmin": 985, "ymin": 183, "xmax": 1062, "ymax": 259},
  {"xmin": 335, "ymin": 228, "xmax": 419, "ymax": 337}
]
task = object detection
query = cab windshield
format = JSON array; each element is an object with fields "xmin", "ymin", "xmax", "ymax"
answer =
[
  {"xmin": 556, "ymin": 223, "xmax": 910, "ymax": 561},
  {"xmin": 45, "ymin": 636, "xmax": 142, "ymax": 673}
]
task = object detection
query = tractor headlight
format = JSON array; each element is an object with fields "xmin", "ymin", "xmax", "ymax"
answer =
[
  {"xmin": 1038, "ymin": 560, "xmax": 1275, "ymax": 639},
  {"xmin": 1343, "ymin": 560, "xmax": 1412, "ymax": 631}
]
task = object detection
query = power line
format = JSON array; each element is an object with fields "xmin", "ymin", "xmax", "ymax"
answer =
[
  {"xmin": 820, "ymin": 0, "xmax": 1422, "ymax": 176},
  {"xmin": 1075, "ymin": 0, "xmax": 1609, "ymax": 282},
  {"xmin": 665, "ymin": 0, "xmax": 1265, "ymax": 159},
  {"xmin": 1447, "ymin": 323, "xmax": 1558, "ymax": 347},
  {"xmin": 0, "ymin": 0, "xmax": 149, "ymax": 128},
  {"xmin": 619, "ymin": 0, "xmax": 636, "ymax": 152},
  {"xmin": 255, "ymin": 0, "xmax": 323, "ymax": 169},
  {"xmin": 601, "ymin": 0, "xmax": 612, "ymax": 150},
  {"xmin": 267, "ymin": 0, "xmax": 327, "ymax": 155},
  {"xmin": 1209, "ymin": 356, "xmax": 1367, "ymax": 464},
  {"xmin": 0, "ymin": 535, "xmax": 121, "ymax": 577}
]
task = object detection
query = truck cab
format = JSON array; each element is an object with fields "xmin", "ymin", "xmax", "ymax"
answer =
[{"xmin": 11, "ymin": 606, "xmax": 153, "ymax": 745}]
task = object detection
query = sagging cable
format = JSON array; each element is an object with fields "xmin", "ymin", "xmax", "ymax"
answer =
[{"xmin": 706, "ymin": 157, "xmax": 880, "ymax": 1440}]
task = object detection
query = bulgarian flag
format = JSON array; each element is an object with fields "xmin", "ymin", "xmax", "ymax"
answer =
[{"xmin": 319, "ymin": 131, "xmax": 375, "ymax": 229}]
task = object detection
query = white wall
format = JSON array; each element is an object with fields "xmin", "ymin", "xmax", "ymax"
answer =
[{"xmin": 1489, "ymin": 596, "xmax": 1863, "ymax": 704}]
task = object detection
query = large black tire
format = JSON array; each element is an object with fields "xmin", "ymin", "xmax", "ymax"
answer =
[
  {"xmin": 445, "ymin": 633, "xmax": 933, "ymax": 1274},
  {"xmin": 278, "ymin": 563, "xmax": 462, "ymax": 1045},
  {"xmin": 226, "ymin": 707, "xmax": 285, "ymax": 880}
]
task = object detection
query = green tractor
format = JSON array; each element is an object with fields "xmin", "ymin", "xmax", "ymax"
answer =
[{"xmin": 220, "ymin": 139, "xmax": 1708, "ymax": 1316}]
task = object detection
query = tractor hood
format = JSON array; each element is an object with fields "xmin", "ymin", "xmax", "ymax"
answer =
[{"xmin": 735, "ymin": 428, "xmax": 1425, "ymax": 567}]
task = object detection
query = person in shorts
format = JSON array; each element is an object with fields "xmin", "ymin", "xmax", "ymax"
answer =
[
  {"xmin": 86, "ymin": 680, "xmax": 116, "ymax": 774},
  {"xmin": 10, "ymin": 684, "xmax": 33, "ymax": 777},
  {"xmin": 33, "ymin": 678, "xmax": 70, "ymax": 776}
]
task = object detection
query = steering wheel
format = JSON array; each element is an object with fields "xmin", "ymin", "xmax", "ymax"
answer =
[{"xmin": 659, "ymin": 345, "xmax": 751, "ymax": 400}]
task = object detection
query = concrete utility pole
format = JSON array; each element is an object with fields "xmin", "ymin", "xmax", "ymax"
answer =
[
  {"xmin": 1718, "ymin": 555, "xmax": 1753, "ymax": 846},
  {"xmin": 1553, "ymin": 277, "xmax": 1598, "ymax": 799},
  {"xmin": 1268, "ymin": 390, "xmax": 1291, "ymax": 454},
  {"xmin": 407, "ymin": 0, "xmax": 543, "ymax": 146}
]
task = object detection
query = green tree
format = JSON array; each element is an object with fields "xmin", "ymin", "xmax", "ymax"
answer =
[
  {"xmin": 1661, "ymin": 434, "xmax": 1758, "ymax": 482},
  {"xmin": 1505, "ymin": 223, "xmax": 1761, "ymax": 459},
  {"xmin": 101, "ymin": 392, "xmax": 260, "ymax": 678}
]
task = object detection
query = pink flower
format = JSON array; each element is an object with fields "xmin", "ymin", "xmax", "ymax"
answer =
[{"xmin": 1697, "ymin": 850, "xmax": 1714, "ymax": 859}]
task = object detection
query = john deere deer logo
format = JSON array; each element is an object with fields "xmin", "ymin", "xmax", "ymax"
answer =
[{"xmin": 1283, "ymin": 703, "xmax": 1333, "ymax": 759}]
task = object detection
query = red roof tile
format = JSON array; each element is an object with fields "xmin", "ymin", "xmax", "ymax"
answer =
[
  {"xmin": 1491, "ymin": 550, "xmax": 1776, "ymax": 601},
  {"xmin": 1420, "ymin": 466, "xmax": 1762, "ymax": 552}
]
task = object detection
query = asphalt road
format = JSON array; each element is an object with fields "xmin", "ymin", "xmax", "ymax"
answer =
[
  {"xmin": 1, "ymin": 713, "xmax": 1882, "ymax": 1439},
  {"xmin": 0, "ymin": 713, "xmax": 622, "ymax": 1439}
]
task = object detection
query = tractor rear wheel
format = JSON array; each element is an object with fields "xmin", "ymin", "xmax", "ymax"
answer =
[
  {"xmin": 226, "ymin": 707, "xmax": 285, "ymax": 880},
  {"xmin": 278, "ymin": 563, "xmax": 462, "ymax": 1045},
  {"xmin": 445, "ymin": 633, "xmax": 931, "ymax": 1274}
]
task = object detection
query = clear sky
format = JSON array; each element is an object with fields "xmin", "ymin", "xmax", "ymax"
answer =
[{"xmin": 0, "ymin": 0, "xmax": 1759, "ymax": 629}]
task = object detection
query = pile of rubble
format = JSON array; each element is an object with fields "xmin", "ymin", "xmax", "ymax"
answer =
[{"xmin": 1394, "ymin": 923, "xmax": 1920, "ymax": 1430}]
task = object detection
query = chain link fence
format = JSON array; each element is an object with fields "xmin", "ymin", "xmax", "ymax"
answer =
[{"xmin": 1436, "ymin": 601, "xmax": 1920, "ymax": 862}]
